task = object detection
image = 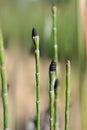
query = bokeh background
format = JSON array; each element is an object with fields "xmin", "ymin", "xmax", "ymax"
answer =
[{"xmin": 0, "ymin": 0, "xmax": 87, "ymax": 130}]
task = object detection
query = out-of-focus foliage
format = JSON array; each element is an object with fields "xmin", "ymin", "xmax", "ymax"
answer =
[{"xmin": 0, "ymin": 0, "xmax": 85, "ymax": 62}]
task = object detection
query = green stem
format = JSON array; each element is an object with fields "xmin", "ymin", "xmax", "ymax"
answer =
[
  {"xmin": 52, "ymin": 5, "xmax": 59, "ymax": 130},
  {"xmin": 54, "ymin": 91, "xmax": 58, "ymax": 130},
  {"xmin": 65, "ymin": 60, "xmax": 71, "ymax": 130},
  {"xmin": 0, "ymin": 31, "xmax": 9, "ymax": 130},
  {"xmin": 32, "ymin": 29, "xmax": 40, "ymax": 130},
  {"xmin": 49, "ymin": 59, "xmax": 56, "ymax": 130},
  {"xmin": 52, "ymin": 5, "xmax": 58, "ymax": 78},
  {"xmin": 35, "ymin": 40, "xmax": 40, "ymax": 130},
  {"xmin": 49, "ymin": 71, "xmax": 55, "ymax": 130}
]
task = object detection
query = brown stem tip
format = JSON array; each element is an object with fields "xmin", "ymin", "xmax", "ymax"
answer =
[
  {"xmin": 49, "ymin": 59, "xmax": 56, "ymax": 72},
  {"xmin": 54, "ymin": 79, "xmax": 60, "ymax": 90},
  {"xmin": 32, "ymin": 28, "xmax": 38, "ymax": 39}
]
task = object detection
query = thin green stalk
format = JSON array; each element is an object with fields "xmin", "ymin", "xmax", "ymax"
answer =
[
  {"xmin": 49, "ymin": 59, "xmax": 56, "ymax": 130},
  {"xmin": 32, "ymin": 28, "xmax": 40, "ymax": 130},
  {"xmin": 54, "ymin": 79, "xmax": 60, "ymax": 130},
  {"xmin": 0, "ymin": 30, "xmax": 9, "ymax": 130},
  {"xmin": 52, "ymin": 5, "xmax": 58, "ymax": 78},
  {"xmin": 52, "ymin": 5, "xmax": 59, "ymax": 130},
  {"xmin": 65, "ymin": 60, "xmax": 71, "ymax": 130}
]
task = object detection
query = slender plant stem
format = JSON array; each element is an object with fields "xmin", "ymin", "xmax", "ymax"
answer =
[
  {"xmin": 49, "ymin": 73, "xmax": 55, "ymax": 130},
  {"xmin": 65, "ymin": 60, "xmax": 71, "ymax": 130},
  {"xmin": 49, "ymin": 60, "xmax": 56, "ymax": 130},
  {"xmin": 32, "ymin": 28, "xmax": 40, "ymax": 130},
  {"xmin": 52, "ymin": 5, "xmax": 59, "ymax": 130},
  {"xmin": 0, "ymin": 31, "xmax": 9, "ymax": 130},
  {"xmin": 52, "ymin": 5, "xmax": 58, "ymax": 78},
  {"xmin": 54, "ymin": 92, "xmax": 58, "ymax": 129},
  {"xmin": 54, "ymin": 79, "xmax": 60, "ymax": 130}
]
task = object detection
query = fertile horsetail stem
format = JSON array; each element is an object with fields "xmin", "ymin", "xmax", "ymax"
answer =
[
  {"xmin": 54, "ymin": 79, "xmax": 60, "ymax": 130},
  {"xmin": 52, "ymin": 5, "xmax": 59, "ymax": 130},
  {"xmin": 49, "ymin": 59, "xmax": 56, "ymax": 130},
  {"xmin": 32, "ymin": 28, "xmax": 40, "ymax": 130},
  {"xmin": 0, "ymin": 30, "xmax": 9, "ymax": 130},
  {"xmin": 65, "ymin": 60, "xmax": 71, "ymax": 130}
]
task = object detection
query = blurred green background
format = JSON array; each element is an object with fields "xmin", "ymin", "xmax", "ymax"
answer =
[
  {"xmin": 0, "ymin": 0, "xmax": 85, "ymax": 61},
  {"xmin": 0, "ymin": 0, "xmax": 87, "ymax": 130}
]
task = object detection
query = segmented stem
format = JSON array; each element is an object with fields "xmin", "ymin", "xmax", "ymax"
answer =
[
  {"xmin": 65, "ymin": 60, "xmax": 71, "ymax": 130},
  {"xmin": 32, "ymin": 29, "xmax": 40, "ymax": 130},
  {"xmin": 49, "ymin": 72, "xmax": 55, "ymax": 130},
  {"xmin": 54, "ymin": 79, "xmax": 60, "ymax": 130},
  {"xmin": 52, "ymin": 5, "xmax": 59, "ymax": 130},
  {"xmin": 54, "ymin": 90, "xmax": 58, "ymax": 130},
  {"xmin": 0, "ymin": 31, "xmax": 9, "ymax": 130},
  {"xmin": 52, "ymin": 5, "xmax": 58, "ymax": 78},
  {"xmin": 49, "ymin": 60, "xmax": 56, "ymax": 130}
]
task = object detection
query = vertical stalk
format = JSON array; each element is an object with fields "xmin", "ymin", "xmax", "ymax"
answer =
[
  {"xmin": 65, "ymin": 60, "xmax": 71, "ymax": 130},
  {"xmin": 0, "ymin": 31, "xmax": 9, "ymax": 130},
  {"xmin": 32, "ymin": 28, "xmax": 40, "ymax": 130},
  {"xmin": 52, "ymin": 5, "xmax": 58, "ymax": 78},
  {"xmin": 49, "ymin": 60, "xmax": 56, "ymax": 130},
  {"xmin": 54, "ymin": 79, "xmax": 60, "ymax": 130},
  {"xmin": 52, "ymin": 5, "xmax": 59, "ymax": 130}
]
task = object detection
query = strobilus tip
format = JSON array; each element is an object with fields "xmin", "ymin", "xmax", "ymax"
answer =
[
  {"xmin": 49, "ymin": 59, "xmax": 56, "ymax": 72},
  {"xmin": 32, "ymin": 28, "xmax": 38, "ymax": 39}
]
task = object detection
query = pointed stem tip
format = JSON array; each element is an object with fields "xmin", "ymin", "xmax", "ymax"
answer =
[
  {"xmin": 49, "ymin": 59, "xmax": 56, "ymax": 72},
  {"xmin": 32, "ymin": 28, "xmax": 38, "ymax": 39}
]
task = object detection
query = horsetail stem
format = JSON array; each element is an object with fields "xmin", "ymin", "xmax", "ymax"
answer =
[
  {"xmin": 54, "ymin": 79, "xmax": 60, "ymax": 130},
  {"xmin": 65, "ymin": 60, "xmax": 71, "ymax": 130},
  {"xmin": 0, "ymin": 30, "xmax": 9, "ymax": 130},
  {"xmin": 32, "ymin": 28, "xmax": 40, "ymax": 130},
  {"xmin": 49, "ymin": 59, "xmax": 56, "ymax": 130},
  {"xmin": 52, "ymin": 5, "xmax": 59, "ymax": 130},
  {"xmin": 52, "ymin": 5, "xmax": 58, "ymax": 78}
]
